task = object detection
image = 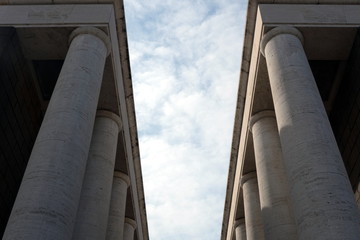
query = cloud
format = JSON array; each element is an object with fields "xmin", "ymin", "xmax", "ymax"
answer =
[{"xmin": 124, "ymin": 0, "xmax": 247, "ymax": 239}]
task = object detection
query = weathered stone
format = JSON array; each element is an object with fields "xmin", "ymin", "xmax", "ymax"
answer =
[
  {"xmin": 234, "ymin": 218, "xmax": 246, "ymax": 240},
  {"xmin": 241, "ymin": 172, "xmax": 265, "ymax": 240},
  {"xmin": 72, "ymin": 110, "xmax": 121, "ymax": 240},
  {"xmin": 262, "ymin": 26, "xmax": 360, "ymax": 240},
  {"xmin": 123, "ymin": 218, "xmax": 137, "ymax": 240},
  {"xmin": 250, "ymin": 110, "xmax": 297, "ymax": 240},
  {"xmin": 3, "ymin": 27, "xmax": 110, "ymax": 240},
  {"xmin": 106, "ymin": 171, "xmax": 130, "ymax": 240}
]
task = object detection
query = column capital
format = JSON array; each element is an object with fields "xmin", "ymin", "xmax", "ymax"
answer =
[
  {"xmin": 114, "ymin": 171, "xmax": 131, "ymax": 187},
  {"xmin": 234, "ymin": 218, "xmax": 245, "ymax": 227},
  {"xmin": 241, "ymin": 171, "xmax": 257, "ymax": 187},
  {"xmin": 125, "ymin": 218, "xmax": 137, "ymax": 229},
  {"xmin": 69, "ymin": 27, "xmax": 111, "ymax": 56},
  {"xmin": 249, "ymin": 110, "xmax": 275, "ymax": 132},
  {"xmin": 260, "ymin": 26, "xmax": 304, "ymax": 57},
  {"xmin": 96, "ymin": 110, "xmax": 122, "ymax": 131}
]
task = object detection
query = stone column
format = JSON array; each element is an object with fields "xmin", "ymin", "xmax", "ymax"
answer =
[
  {"xmin": 249, "ymin": 110, "xmax": 297, "ymax": 240},
  {"xmin": 123, "ymin": 218, "xmax": 137, "ymax": 240},
  {"xmin": 3, "ymin": 27, "xmax": 110, "ymax": 240},
  {"xmin": 261, "ymin": 26, "xmax": 360, "ymax": 239},
  {"xmin": 241, "ymin": 172, "xmax": 265, "ymax": 240},
  {"xmin": 106, "ymin": 171, "xmax": 130, "ymax": 240},
  {"xmin": 234, "ymin": 218, "xmax": 246, "ymax": 240},
  {"xmin": 72, "ymin": 110, "xmax": 122, "ymax": 240}
]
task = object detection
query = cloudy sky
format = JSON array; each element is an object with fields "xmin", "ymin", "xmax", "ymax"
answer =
[{"xmin": 123, "ymin": 0, "xmax": 247, "ymax": 239}]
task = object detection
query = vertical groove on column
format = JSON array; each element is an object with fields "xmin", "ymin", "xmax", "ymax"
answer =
[
  {"xmin": 262, "ymin": 26, "xmax": 360, "ymax": 240},
  {"xmin": 3, "ymin": 27, "xmax": 110, "ymax": 240}
]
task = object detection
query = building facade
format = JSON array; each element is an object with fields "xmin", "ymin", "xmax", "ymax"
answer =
[
  {"xmin": 0, "ymin": 1, "xmax": 149, "ymax": 240},
  {"xmin": 222, "ymin": 1, "xmax": 360, "ymax": 240}
]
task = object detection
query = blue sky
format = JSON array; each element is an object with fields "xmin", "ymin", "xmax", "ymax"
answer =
[{"xmin": 123, "ymin": 1, "xmax": 247, "ymax": 239}]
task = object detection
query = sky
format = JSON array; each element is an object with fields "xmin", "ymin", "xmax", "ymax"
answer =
[{"xmin": 123, "ymin": 1, "xmax": 247, "ymax": 239}]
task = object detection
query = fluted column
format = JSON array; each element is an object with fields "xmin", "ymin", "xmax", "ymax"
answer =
[
  {"xmin": 3, "ymin": 27, "xmax": 110, "ymax": 240},
  {"xmin": 241, "ymin": 172, "xmax": 265, "ymax": 240},
  {"xmin": 72, "ymin": 110, "xmax": 122, "ymax": 240},
  {"xmin": 250, "ymin": 110, "xmax": 297, "ymax": 240},
  {"xmin": 234, "ymin": 218, "xmax": 246, "ymax": 240},
  {"xmin": 106, "ymin": 172, "xmax": 130, "ymax": 240},
  {"xmin": 123, "ymin": 218, "xmax": 137, "ymax": 240},
  {"xmin": 261, "ymin": 26, "xmax": 360, "ymax": 239}
]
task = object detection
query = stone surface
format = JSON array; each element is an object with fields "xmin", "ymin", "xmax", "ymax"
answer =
[
  {"xmin": 262, "ymin": 26, "xmax": 360, "ymax": 240},
  {"xmin": 355, "ymin": 183, "xmax": 360, "ymax": 208},
  {"xmin": 234, "ymin": 218, "xmax": 246, "ymax": 240},
  {"xmin": 250, "ymin": 110, "xmax": 297, "ymax": 240},
  {"xmin": 3, "ymin": 27, "xmax": 109, "ymax": 240},
  {"xmin": 72, "ymin": 111, "xmax": 121, "ymax": 240},
  {"xmin": 0, "ymin": 4, "xmax": 149, "ymax": 240},
  {"xmin": 106, "ymin": 171, "xmax": 130, "ymax": 240},
  {"xmin": 222, "ymin": 3, "xmax": 360, "ymax": 240},
  {"xmin": 0, "ymin": 4, "xmax": 113, "ymax": 26},
  {"xmin": 241, "ymin": 172, "xmax": 265, "ymax": 240},
  {"xmin": 123, "ymin": 218, "xmax": 137, "ymax": 240}
]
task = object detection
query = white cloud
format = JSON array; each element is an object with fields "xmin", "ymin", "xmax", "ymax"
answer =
[{"xmin": 124, "ymin": 0, "xmax": 247, "ymax": 239}]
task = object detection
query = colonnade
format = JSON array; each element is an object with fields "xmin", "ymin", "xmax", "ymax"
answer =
[
  {"xmin": 3, "ymin": 27, "xmax": 137, "ymax": 240},
  {"xmin": 235, "ymin": 26, "xmax": 360, "ymax": 240}
]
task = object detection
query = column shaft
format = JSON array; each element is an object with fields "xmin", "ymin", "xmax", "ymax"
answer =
[
  {"xmin": 262, "ymin": 26, "xmax": 360, "ymax": 239},
  {"xmin": 72, "ymin": 111, "xmax": 121, "ymax": 240},
  {"xmin": 3, "ymin": 27, "xmax": 110, "ymax": 240},
  {"xmin": 242, "ymin": 172, "xmax": 265, "ymax": 240},
  {"xmin": 106, "ymin": 172, "xmax": 130, "ymax": 240},
  {"xmin": 250, "ymin": 111, "xmax": 297, "ymax": 240},
  {"xmin": 123, "ymin": 218, "xmax": 137, "ymax": 240},
  {"xmin": 234, "ymin": 218, "xmax": 246, "ymax": 240}
]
